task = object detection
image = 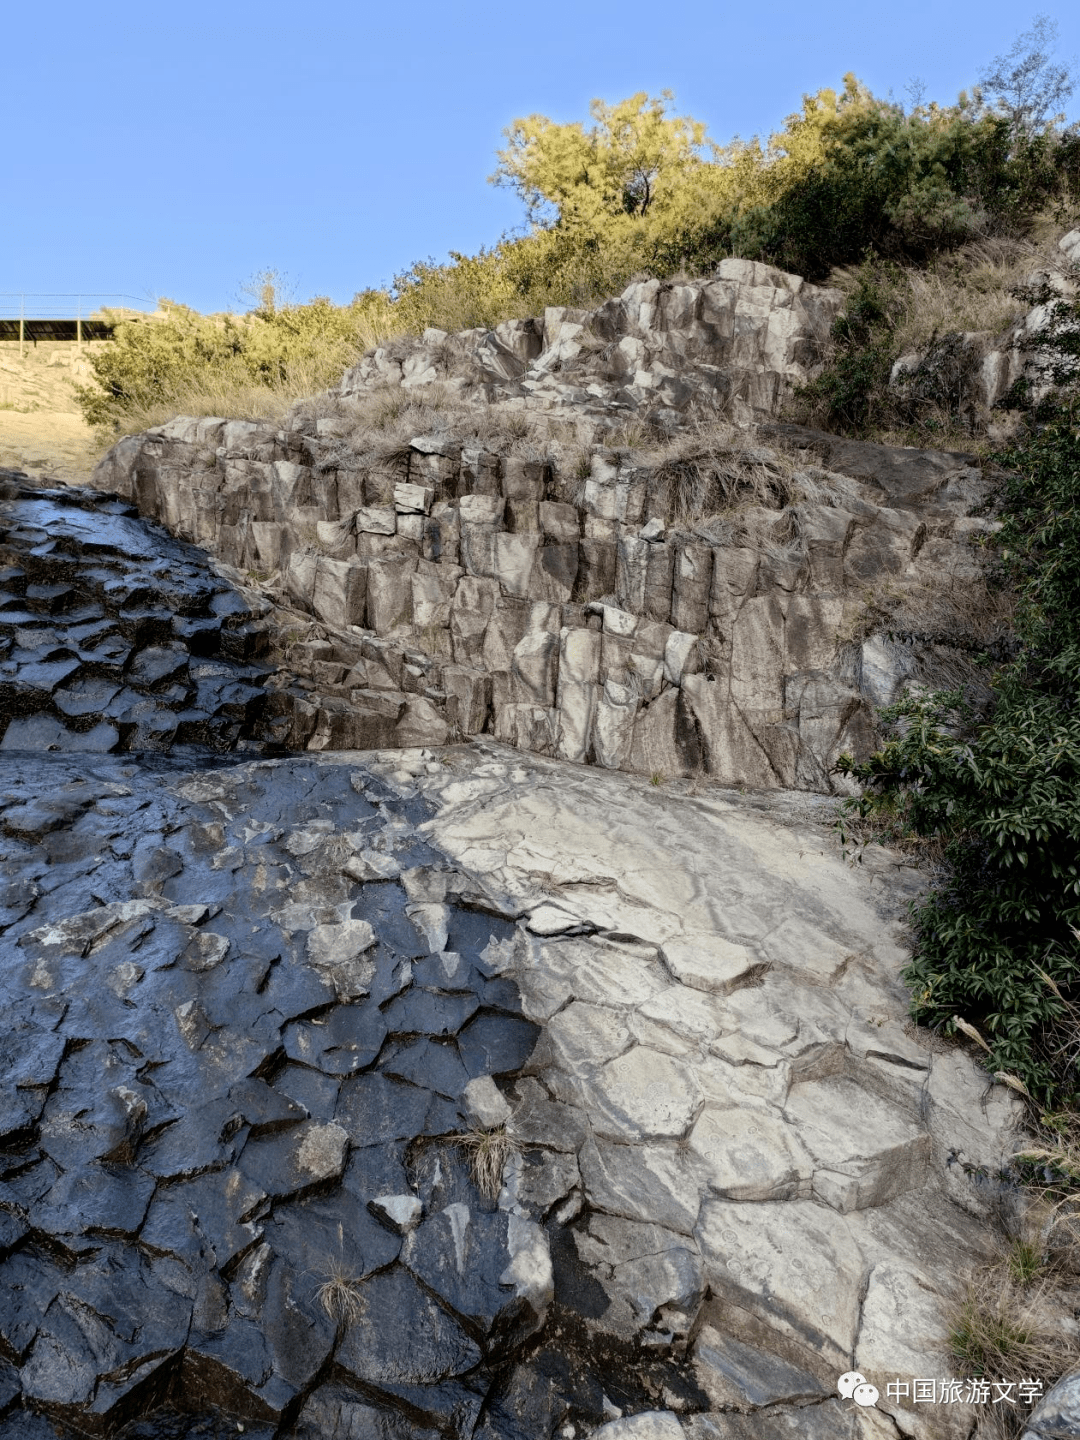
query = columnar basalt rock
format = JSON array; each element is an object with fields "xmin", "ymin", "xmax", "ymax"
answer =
[
  {"xmin": 93, "ymin": 349, "xmax": 997, "ymax": 794},
  {"xmin": 0, "ymin": 740, "xmax": 1040, "ymax": 1439},
  {"xmin": 0, "ymin": 472, "xmax": 290, "ymax": 755},
  {"xmin": 337, "ymin": 260, "xmax": 844, "ymax": 431}
]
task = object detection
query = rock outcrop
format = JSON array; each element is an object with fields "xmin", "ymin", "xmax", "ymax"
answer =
[
  {"xmin": 0, "ymin": 737, "xmax": 1037, "ymax": 1438},
  {"xmin": 0, "ymin": 254, "xmax": 1057, "ymax": 1440},
  {"xmin": 92, "ymin": 260, "xmax": 1001, "ymax": 794},
  {"xmin": 0, "ymin": 471, "xmax": 290, "ymax": 754},
  {"xmin": 337, "ymin": 260, "xmax": 843, "ymax": 431}
]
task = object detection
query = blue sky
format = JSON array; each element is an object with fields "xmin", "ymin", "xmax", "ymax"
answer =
[{"xmin": 5, "ymin": 1, "xmax": 1079, "ymax": 315}]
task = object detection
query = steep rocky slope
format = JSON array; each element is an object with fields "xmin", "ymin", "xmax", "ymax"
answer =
[
  {"xmin": 0, "ymin": 254, "xmax": 1065, "ymax": 1440},
  {"xmin": 92, "ymin": 260, "xmax": 1005, "ymax": 796}
]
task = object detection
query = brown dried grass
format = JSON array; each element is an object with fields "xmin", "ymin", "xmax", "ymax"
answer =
[{"xmin": 455, "ymin": 1124, "xmax": 513, "ymax": 1201}]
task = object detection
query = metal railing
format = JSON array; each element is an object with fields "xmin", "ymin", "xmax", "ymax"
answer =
[{"xmin": 0, "ymin": 293, "xmax": 158, "ymax": 354}]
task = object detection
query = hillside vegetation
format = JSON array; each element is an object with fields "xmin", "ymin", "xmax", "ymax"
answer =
[{"xmin": 78, "ymin": 19, "xmax": 1079, "ymax": 438}]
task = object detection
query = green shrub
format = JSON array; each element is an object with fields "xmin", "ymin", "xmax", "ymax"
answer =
[
  {"xmin": 837, "ymin": 348, "xmax": 1080, "ymax": 1104},
  {"xmin": 797, "ymin": 261, "xmax": 905, "ymax": 431},
  {"xmin": 76, "ymin": 292, "xmax": 394, "ymax": 435}
]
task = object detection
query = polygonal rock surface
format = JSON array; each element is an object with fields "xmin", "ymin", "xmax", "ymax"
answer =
[
  {"xmin": 585, "ymin": 1046, "xmax": 703, "ymax": 1140},
  {"xmin": 697, "ymin": 1198, "xmax": 867, "ymax": 1369},
  {"xmin": 783, "ymin": 1076, "xmax": 931, "ymax": 1211},
  {"xmin": 334, "ymin": 1267, "xmax": 482, "ymax": 1385},
  {"xmin": 660, "ymin": 933, "xmax": 762, "ymax": 993},
  {"xmin": 689, "ymin": 1107, "xmax": 814, "ymax": 1201},
  {"xmin": 691, "ymin": 1324, "xmax": 827, "ymax": 1410},
  {"xmin": 240, "ymin": 1121, "xmax": 349, "ymax": 1200}
]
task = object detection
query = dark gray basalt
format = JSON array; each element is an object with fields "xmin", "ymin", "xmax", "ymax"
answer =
[
  {"xmin": 0, "ymin": 750, "xmax": 534, "ymax": 1436},
  {"xmin": 0, "ymin": 470, "xmax": 290, "ymax": 756},
  {"xmin": 0, "ymin": 725, "xmax": 701, "ymax": 1439}
]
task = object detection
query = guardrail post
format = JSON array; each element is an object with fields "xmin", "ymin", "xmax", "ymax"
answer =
[
  {"xmin": 19, "ymin": 295, "xmax": 24, "ymax": 359},
  {"xmin": 76, "ymin": 297, "xmax": 82, "ymax": 351}
]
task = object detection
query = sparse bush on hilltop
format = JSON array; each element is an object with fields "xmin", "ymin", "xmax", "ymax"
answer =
[{"xmin": 76, "ymin": 289, "xmax": 396, "ymax": 435}]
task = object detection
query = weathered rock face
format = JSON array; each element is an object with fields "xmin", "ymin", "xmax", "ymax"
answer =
[
  {"xmin": 337, "ymin": 260, "xmax": 843, "ymax": 431},
  {"xmin": 92, "ymin": 402, "xmax": 998, "ymax": 796},
  {"xmin": 0, "ymin": 472, "xmax": 292, "ymax": 755},
  {"xmin": 407, "ymin": 744, "xmax": 1034, "ymax": 1440},
  {"xmin": 0, "ymin": 739, "xmax": 1035, "ymax": 1439}
]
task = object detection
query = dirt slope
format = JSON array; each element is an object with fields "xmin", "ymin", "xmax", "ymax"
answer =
[{"xmin": 0, "ymin": 341, "xmax": 108, "ymax": 479}]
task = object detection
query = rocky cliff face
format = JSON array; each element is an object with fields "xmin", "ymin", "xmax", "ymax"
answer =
[
  {"xmin": 93, "ymin": 262, "xmax": 1002, "ymax": 796},
  {"xmin": 0, "ymin": 257, "xmax": 1056, "ymax": 1440}
]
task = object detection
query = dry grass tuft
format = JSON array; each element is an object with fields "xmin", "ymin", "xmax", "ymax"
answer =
[
  {"xmin": 948, "ymin": 1272, "xmax": 1059, "ymax": 1379},
  {"xmin": 947, "ymin": 1260, "xmax": 1072, "ymax": 1440},
  {"xmin": 456, "ymin": 1125, "xmax": 513, "ymax": 1201},
  {"xmin": 314, "ymin": 1252, "xmax": 367, "ymax": 1328},
  {"xmin": 828, "ymin": 231, "xmax": 1071, "ymax": 358},
  {"xmin": 641, "ymin": 420, "xmax": 797, "ymax": 522},
  {"xmin": 611, "ymin": 420, "xmax": 861, "ymax": 538}
]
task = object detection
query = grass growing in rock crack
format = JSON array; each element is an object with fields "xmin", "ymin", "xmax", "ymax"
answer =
[
  {"xmin": 943, "ymin": 1115, "xmax": 1080, "ymax": 1437},
  {"xmin": 1007, "ymin": 1238, "xmax": 1045, "ymax": 1284},
  {"xmin": 315, "ymin": 1261, "xmax": 366, "ymax": 1327},
  {"xmin": 313, "ymin": 1224, "xmax": 366, "ymax": 1327},
  {"xmin": 946, "ymin": 1266, "xmax": 1072, "ymax": 1439},
  {"xmin": 456, "ymin": 1125, "xmax": 513, "ymax": 1201}
]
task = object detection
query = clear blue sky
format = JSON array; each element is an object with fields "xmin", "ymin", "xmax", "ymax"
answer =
[{"xmin": 5, "ymin": 1, "xmax": 1078, "ymax": 315}]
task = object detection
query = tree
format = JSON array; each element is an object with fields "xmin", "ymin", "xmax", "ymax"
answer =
[
  {"xmin": 978, "ymin": 14, "xmax": 1077, "ymax": 135},
  {"xmin": 489, "ymin": 91, "xmax": 711, "ymax": 231}
]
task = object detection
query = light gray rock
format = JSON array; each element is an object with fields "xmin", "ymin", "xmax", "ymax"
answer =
[
  {"xmin": 594, "ymin": 678, "xmax": 640, "ymax": 769},
  {"xmin": 592, "ymin": 1412, "xmax": 685, "ymax": 1440},
  {"xmin": 584, "ymin": 1046, "xmax": 703, "ymax": 1141},
  {"xmin": 366, "ymin": 554, "xmax": 418, "ymax": 635},
  {"xmin": 689, "ymin": 1106, "xmax": 814, "ymax": 1201},
  {"xmin": 394, "ymin": 481, "xmax": 433, "ymax": 514},
  {"xmin": 355, "ymin": 504, "xmax": 397, "ymax": 535},
  {"xmin": 499, "ymin": 1212, "xmax": 554, "ymax": 1324},
  {"xmin": 368, "ymin": 1194, "xmax": 423, "ymax": 1234},
  {"xmin": 575, "ymin": 1213, "xmax": 704, "ymax": 1340},
  {"xmin": 697, "ymin": 1198, "xmax": 866, "ymax": 1372},
  {"xmin": 463, "ymin": 1075, "xmax": 512, "ymax": 1129},
  {"xmin": 510, "ymin": 628, "xmax": 559, "ymax": 707},
  {"xmin": 784, "ymin": 1076, "xmax": 931, "ymax": 1212},
  {"xmin": 660, "ymin": 934, "xmax": 760, "ymax": 993},
  {"xmin": 691, "ymin": 1324, "xmax": 827, "ymax": 1410}
]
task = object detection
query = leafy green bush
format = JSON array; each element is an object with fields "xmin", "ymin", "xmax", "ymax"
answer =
[
  {"xmin": 837, "ymin": 368, "xmax": 1080, "ymax": 1105},
  {"xmin": 796, "ymin": 261, "xmax": 905, "ymax": 431},
  {"xmin": 76, "ymin": 292, "xmax": 394, "ymax": 435}
]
